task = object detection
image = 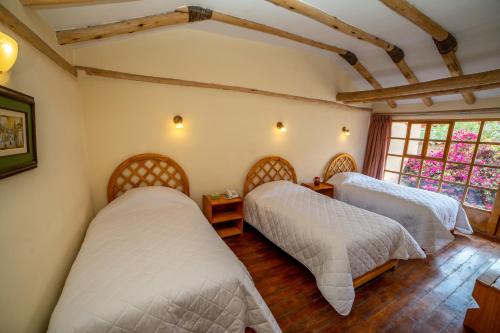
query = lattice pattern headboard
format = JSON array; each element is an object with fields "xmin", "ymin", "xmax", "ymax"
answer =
[
  {"xmin": 323, "ymin": 153, "xmax": 358, "ymax": 181},
  {"xmin": 107, "ymin": 153, "xmax": 190, "ymax": 202},
  {"xmin": 244, "ymin": 156, "xmax": 297, "ymax": 195}
]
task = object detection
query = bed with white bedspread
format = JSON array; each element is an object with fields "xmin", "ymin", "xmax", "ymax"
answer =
[
  {"xmin": 48, "ymin": 187, "xmax": 280, "ymax": 333},
  {"xmin": 328, "ymin": 172, "xmax": 473, "ymax": 253},
  {"xmin": 244, "ymin": 180, "xmax": 425, "ymax": 316},
  {"xmin": 49, "ymin": 153, "xmax": 280, "ymax": 333}
]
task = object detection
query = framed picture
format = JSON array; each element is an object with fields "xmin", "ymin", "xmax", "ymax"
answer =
[{"xmin": 0, "ymin": 85, "xmax": 37, "ymax": 179}]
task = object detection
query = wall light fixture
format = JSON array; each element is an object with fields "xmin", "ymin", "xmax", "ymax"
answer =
[
  {"xmin": 173, "ymin": 115, "xmax": 184, "ymax": 129},
  {"xmin": 0, "ymin": 32, "xmax": 18, "ymax": 74},
  {"xmin": 276, "ymin": 122, "xmax": 286, "ymax": 132}
]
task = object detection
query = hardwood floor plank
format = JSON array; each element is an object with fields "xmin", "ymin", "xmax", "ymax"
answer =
[
  {"xmin": 224, "ymin": 225, "xmax": 500, "ymax": 332},
  {"xmin": 320, "ymin": 241, "xmax": 480, "ymax": 332},
  {"xmin": 353, "ymin": 245, "xmax": 495, "ymax": 333}
]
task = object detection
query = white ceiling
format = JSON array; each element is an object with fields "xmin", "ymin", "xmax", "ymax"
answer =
[{"xmin": 35, "ymin": 0, "xmax": 500, "ymax": 104}]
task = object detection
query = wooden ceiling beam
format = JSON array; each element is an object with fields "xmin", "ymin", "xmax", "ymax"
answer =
[
  {"xmin": 56, "ymin": 11, "xmax": 190, "ymax": 45},
  {"xmin": 177, "ymin": 6, "xmax": 345, "ymax": 53},
  {"xmin": 0, "ymin": 4, "xmax": 77, "ymax": 76},
  {"xmin": 265, "ymin": 0, "xmax": 432, "ymax": 106},
  {"xmin": 57, "ymin": 6, "xmax": 394, "ymax": 107},
  {"xmin": 351, "ymin": 61, "xmax": 396, "ymax": 108},
  {"xmin": 175, "ymin": 6, "xmax": 396, "ymax": 108},
  {"xmin": 379, "ymin": 0, "xmax": 476, "ymax": 104},
  {"xmin": 336, "ymin": 69, "xmax": 500, "ymax": 103},
  {"xmin": 76, "ymin": 66, "xmax": 370, "ymax": 111}
]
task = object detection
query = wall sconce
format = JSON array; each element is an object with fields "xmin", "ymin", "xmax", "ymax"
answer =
[
  {"xmin": 342, "ymin": 126, "xmax": 350, "ymax": 136},
  {"xmin": 173, "ymin": 115, "xmax": 184, "ymax": 128},
  {"xmin": 276, "ymin": 122, "xmax": 286, "ymax": 132},
  {"xmin": 0, "ymin": 32, "xmax": 18, "ymax": 74}
]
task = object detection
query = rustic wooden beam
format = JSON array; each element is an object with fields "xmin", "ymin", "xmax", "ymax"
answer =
[
  {"xmin": 177, "ymin": 6, "xmax": 346, "ymax": 53},
  {"xmin": 376, "ymin": 107, "xmax": 500, "ymax": 117},
  {"xmin": 56, "ymin": 11, "xmax": 189, "ymax": 45},
  {"xmin": 265, "ymin": 0, "xmax": 432, "ymax": 106},
  {"xmin": 266, "ymin": 0, "xmax": 393, "ymax": 49},
  {"xmin": 57, "ymin": 6, "xmax": 393, "ymax": 107},
  {"xmin": 352, "ymin": 62, "xmax": 396, "ymax": 108},
  {"xmin": 20, "ymin": 0, "xmax": 132, "ymax": 7},
  {"xmin": 75, "ymin": 66, "xmax": 370, "ymax": 111},
  {"xmin": 379, "ymin": 0, "xmax": 475, "ymax": 104},
  {"xmin": 176, "ymin": 7, "xmax": 396, "ymax": 108},
  {"xmin": 0, "ymin": 4, "xmax": 76, "ymax": 76},
  {"xmin": 336, "ymin": 69, "xmax": 500, "ymax": 103}
]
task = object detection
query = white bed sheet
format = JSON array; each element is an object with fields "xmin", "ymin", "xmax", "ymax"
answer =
[
  {"xmin": 244, "ymin": 181, "xmax": 425, "ymax": 316},
  {"xmin": 48, "ymin": 186, "xmax": 280, "ymax": 333},
  {"xmin": 329, "ymin": 172, "xmax": 473, "ymax": 253}
]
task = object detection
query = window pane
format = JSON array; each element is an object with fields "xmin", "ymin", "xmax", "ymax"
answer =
[
  {"xmin": 421, "ymin": 160, "xmax": 444, "ymax": 179},
  {"xmin": 430, "ymin": 123, "xmax": 449, "ymax": 140},
  {"xmin": 440, "ymin": 182, "xmax": 465, "ymax": 201},
  {"xmin": 481, "ymin": 121, "xmax": 500, "ymax": 143},
  {"xmin": 419, "ymin": 178, "xmax": 439, "ymax": 192},
  {"xmin": 475, "ymin": 144, "xmax": 500, "ymax": 167},
  {"xmin": 452, "ymin": 121, "xmax": 480, "ymax": 141},
  {"xmin": 384, "ymin": 171, "xmax": 399, "ymax": 183},
  {"xmin": 388, "ymin": 139, "xmax": 405, "ymax": 155},
  {"xmin": 401, "ymin": 175, "xmax": 418, "ymax": 188},
  {"xmin": 443, "ymin": 163, "xmax": 470, "ymax": 184},
  {"xmin": 410, "ymin": 123, "xmax": 426, "ymax": 139},
  {"xmin": 407, "ymin": 140, "xmax": 424, "ymax": 155},
  {"xmin": 447, "ymin": 142, "xmax": 475, "ymax": 163},
  {"xmin": 391, "ymin": 122, "xmax": 408, "ymax": 138},
  {"xmin": 386, "ymin": 155, "xmax": 403, "ymax": 172},
  {"xmin": 426, "ymin": 141, "xmax": 445, "ymax": 158},
  {"xmin": 402, "ymin": 158, "xmax": 421, "ymax": 175},
  {"xmin": 465, "ymin": 187, "xmax": 496, "ymax": 210},
  {"xmin": 470, "ymin": 166, "xmax": 500, "ymax": 189}
]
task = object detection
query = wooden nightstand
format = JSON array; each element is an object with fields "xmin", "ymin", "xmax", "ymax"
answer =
[
  {"xmin": 301, "ymin": 182, "xmax": 334, "ymax": 198},
  {"xmin": 202, "ymin": 195, "xmax": 243, "ymax": 238}
]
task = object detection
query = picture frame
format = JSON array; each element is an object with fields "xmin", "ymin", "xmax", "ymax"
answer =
[{"xmin": 0, "ymin": 85, "xmax": 37, "ymax": 179}]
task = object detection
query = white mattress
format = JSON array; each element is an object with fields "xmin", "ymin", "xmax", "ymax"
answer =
[
  {"xmin": 329, "ymin": 172, "xmax": 473, "ymax": 253},
  {"xmin": 48, "ymin": 187, "xmax": 280, "ymax": 333},
  {"xmin": 244, "ymin": 181, "xmax": 425, "ymax": 316}
]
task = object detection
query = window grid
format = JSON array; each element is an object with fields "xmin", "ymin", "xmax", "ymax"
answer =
[{"xmin": 384, "ymin": 119, "xmax": 499, "ymax": 212}]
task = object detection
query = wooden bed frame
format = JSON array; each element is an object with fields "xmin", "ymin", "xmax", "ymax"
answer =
[
  {"xmin": 323, "ymin": 152, "xmax": 358, "ymax": 182},
  {"xmin": 107, "ymin": 153, "xmax": 190, "ymax": 202},
  {"xmin": 243, "ymin": 156, "xmax": 297, "ymax": 196},
  {"xmin": 244, "ymin": 155, "xmax": 398, "ymax": 288}
]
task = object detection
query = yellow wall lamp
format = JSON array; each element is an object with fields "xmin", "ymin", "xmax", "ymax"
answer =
[
  {"xmin": 0, "ymin": 32, "xmax": 18, "ymax": 74},
  {"xmin": 276, "ymin": 122, "xmax": 286, "ymax": 132},
  {"xmin": 173, "ymin": 115, "xmax": 184, "ymax": 129},
  {"xmin": 342, "ymin": 126, "xmax": 351, "ymax": 136}
]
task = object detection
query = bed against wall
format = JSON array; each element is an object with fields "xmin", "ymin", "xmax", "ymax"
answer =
[
  {"xmin": 242, "ymin": 155, "xmax": 425, "ymax": 315},
  {"xmin": 324, "ymin": 153, "xmax": 473, "ymax": 252},
  {"xmin": 48, "ymin": 153, "xmax": 280, "ymax": 333}
]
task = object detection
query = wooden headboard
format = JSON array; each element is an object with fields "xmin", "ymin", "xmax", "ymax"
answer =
[
  {"xmin": 107, "ymin": 153, "xmax": 190, "ymax": 202},
  {"xmin": 244, "ymin": 156, "xmax": 297, "ymax": 195},
  {"xmin": 323, "ymin": 153, "xmax": 358, "ymax": 182}
]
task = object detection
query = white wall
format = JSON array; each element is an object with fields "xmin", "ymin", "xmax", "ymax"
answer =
[
  {"xmin": 74, "ymin": 28, "xmax": 370, "ymax": 210},
  {"xmin": 0, "ymin": 1, "xmax": 93, "ymax": 332}
]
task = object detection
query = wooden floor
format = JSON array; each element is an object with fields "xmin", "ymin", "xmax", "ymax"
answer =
[{"xmin": 225, "ymin": 224, "xmax": 500, "ymax": 333}]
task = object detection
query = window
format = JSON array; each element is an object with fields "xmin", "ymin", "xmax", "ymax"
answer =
[{"xmin": 384, "ymin": 119, "xmax": 500, "ymax": 211}]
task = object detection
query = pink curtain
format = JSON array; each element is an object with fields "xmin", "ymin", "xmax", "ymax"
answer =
[{"xmin": 362, "ymin": 115, "xmax": 392, "ymax": 179}]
